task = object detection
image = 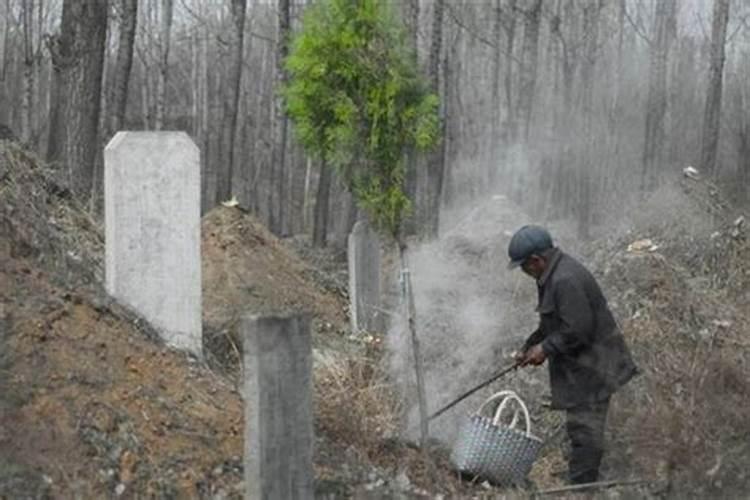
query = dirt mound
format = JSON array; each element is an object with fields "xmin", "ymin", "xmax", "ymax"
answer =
[
  {"xmin": 0, "ymin": 144, "xmax": 351, "ymax": 498},
  {"xmin": 0, "ymin": 144, "xmax": 245, "ymax": 498},
  {"xmin": 0, "ymin": 241, "xmax": 244, "ymax": 498},
  {"xmin": 201, "ymin": 206, "xmax": 348, "ymax": 370},
  {"xmin": 0, "ymin": 143, "xmax": 103, "ymax": 284}
]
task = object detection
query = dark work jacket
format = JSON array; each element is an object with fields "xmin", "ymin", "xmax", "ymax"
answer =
[{"xmin": 523, "ymin": 249, "xmax": 637, "ymax": 409}]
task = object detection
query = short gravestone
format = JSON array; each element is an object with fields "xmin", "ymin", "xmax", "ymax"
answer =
[
  {"xmin": 243, "ymin": 314, "xmax": 313, "ymax": 500},
  {"xmin": 104, "ymin": 132, "xmax": 202, "ymax": 356},
  {"xmin": 348, "ymin": 220, "xmax": 382, "ymax": 333}
]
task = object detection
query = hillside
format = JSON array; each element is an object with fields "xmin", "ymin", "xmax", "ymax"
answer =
[
  {"xmin": 2, "ymin": 141, "xmax": 750, "ymax": 499},
  {"xmin": 0, "ymin": 143, "xmax": 354, "ymax": 498}
]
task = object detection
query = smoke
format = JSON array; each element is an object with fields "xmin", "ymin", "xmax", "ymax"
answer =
[{"xmin": 386, "ymin": 194, "xmax": 550, "ymax": 444}]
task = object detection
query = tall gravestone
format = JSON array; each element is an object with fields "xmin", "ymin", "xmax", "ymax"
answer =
[
  {"xmin": 348, "ymin": 220, "xmax": 382, "ymax": 333},
  {"xmin": 243, "ymin": 314, "xmax": 314, "ymax": 500},
  {"xmin": 104, "ymin": 132, "xmax": 202, "ymax": 356}
]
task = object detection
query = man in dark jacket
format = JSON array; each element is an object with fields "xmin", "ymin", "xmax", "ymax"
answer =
[{"xmin": 508, "ymin": 225, "xmax": 637, "ymax": 485}]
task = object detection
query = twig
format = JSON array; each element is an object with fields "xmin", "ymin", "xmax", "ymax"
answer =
[
  {"xmin": 444, "ymin": 3, "xmax": 523, "ymax": 66},
  {"xmin": 623, "ymin": 4, "xmax": 651, "ymax": 47},
  {"xmin": 533, "ymin": 478, "xmax": 652, "ymax": 496}
]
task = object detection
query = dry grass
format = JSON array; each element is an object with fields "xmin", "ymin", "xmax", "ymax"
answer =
[
  {"xmin": 0, "ymin": 143, "xmax": 104, "ymax": 282},
  {"xmin": 597, "ymin": 240, "xmax": 750, "ymax": 497},
  {"xmin": 314, "ymin": 339, "xmax": 401, "ymax": 454}
]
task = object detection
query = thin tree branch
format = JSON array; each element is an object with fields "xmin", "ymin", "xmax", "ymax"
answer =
[
  {"xmin": 623, "ymin": 3, "xmax": 652, "ymax": 47},
  {"xmin": 727, "ymin": 14, "xmax": 750, "ymax": 44},
  {"xmin": 444, "ymin": 2, "xmax": 523, "ymax": 66}
]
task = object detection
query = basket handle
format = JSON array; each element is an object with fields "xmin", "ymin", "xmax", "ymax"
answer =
[{"xmin": 476, "ymin": 390, "xmax": 532, "ymax": 437}]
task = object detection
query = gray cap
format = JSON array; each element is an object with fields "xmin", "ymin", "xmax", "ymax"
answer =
[{"xmin": 507, "ymin": 225, "xmax": 553, "ymax": 269}]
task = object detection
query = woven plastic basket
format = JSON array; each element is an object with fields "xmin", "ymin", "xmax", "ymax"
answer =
[{"xmin": 450, "ymin": 390, "xmax": 543, "ymax": 486}]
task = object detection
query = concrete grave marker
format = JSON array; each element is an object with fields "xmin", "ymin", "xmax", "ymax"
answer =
[
  {"xmin": 243, "ymin": 314, "xmax": 314, "ymax": 500},
  {"xmin": 104, "ymin": 132, "xmax": 202, "ymax": 356},
  {"xmin": 348, "ymin": 219, "xmax": 382, "ymax": 333}
]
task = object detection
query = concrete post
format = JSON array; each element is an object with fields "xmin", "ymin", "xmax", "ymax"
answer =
[
  {"xmin": 243, "ymin": 314, "xmax": 314, "ymax": 500},
  {"xmin": 347, "ymin": 220, "xmax": 382, "ymax": 333},
  {"xmin": 104, "ymin": 132, "xmax": 202, "ymax": 356}
]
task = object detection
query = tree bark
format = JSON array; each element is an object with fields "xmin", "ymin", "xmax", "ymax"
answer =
[
  {"xmin": 517, "ymin": 0, "xmax": 542, "ymax": 143},
  {"xmin": 313, "ymin": 158, "xmax": 331, "ymax": 247},
  {"xmin": 302, "ymin": 156, "xmax": 313, "ymax": 233},
  {"xmin": 268, "ymin": 0, "xmax": 290, "ymax": 234},
  {"xmin": 490, "ymin": 0, "xmax": 503, "ymax": 161},
  {"xmin": 0, "ymin": 0, "xmax": 8, "ymax": 125},
  {"xmin": 737, "ymin": 80, "xmax": 750, "ymax": 204},
  {"xmin": 109, "ymin": 0, "xmax": 137, "ymax": 136},
  {"xmin": 576, "ymin": 0, "xmax": 602, "ymax": 240},
  {"xmin": 641, "ymin": 0, "xmax": 677, "ymax": 192},
  {"xmin": 21, "ymin": 0, "xmax": 34, "ymax": 144},
  {"xmin": 199, "ymin": 23, "xmax": 212, "ymax": 212},
  {"xmin": 700, "ymin": 0, "xmax": 730, "ymax": 176},
  {"xmin": 402, "ymin": 0, "xmax": 419, "ymax": 55},
  {"xmin": 424, "ymin": 0, "xmax": 445, "ymax": 238},
  {"xmin": 216, "ymin": 0, "xmax": 247, "ymax": 203},
  {"xmin": 47, "ymin": 0, "xmax": 108, "ymax": 200},
  {"xmin": 155, "ymin": 0, "xmax": 173, "ymax": 131},
  {"xmin": 504, "ymin": 0, "xmax": 518, "ymax": 142},
  {"xmin": 401, "ymin": 0, "xmax": 419, "ymax": 236},
  {"xmin": 549, "ymin": 0, "xmax": 578, "ymax": 219}
]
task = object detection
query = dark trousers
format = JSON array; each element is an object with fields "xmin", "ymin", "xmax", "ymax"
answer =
[{"xmin": 565, "ymin": 398, "xmax": 610, "ymax": 484}]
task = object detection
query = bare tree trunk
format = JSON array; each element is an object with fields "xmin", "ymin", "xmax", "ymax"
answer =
[
  {"xmin": 401, "ymin": 0, "xmax": 419, "ymax": 236},
  {"xmin": 0, "ymin": 0, "xmax": 9, "ymax": 125},
  {"xmin": 402, "ymin": 0, "xmax": 419, "ymax": 54},
  {"xmin": 737, "ymin": 72, "xmax": 750, "ymax": 204},
  {"xmin": 250, "ymin": 37, "xmax": 273, "ymax": 215},
  {"xmin": 517, "ymin": 0, "xmax": 543, "ymax": 144},
  {"xmin": 137, "ymin": 1, "xmax": 154, "ymax": 129},
  {"xmin": 155, "ymin": 0, "xmax": 173, "ymax": 131},
  {"xmin": 602, "ymin": 0, "xmax": 626, "ymax": 202},
  {"xmin": 641, "ymin": 0, "xmax": 677, "ymax": 192},
  {"xmin": 489, "ymin": 0, "xmax": 502, "ymax": 186},
  {"xmin": 31, "ymin": 0, "xmax": 45, "ymax": 146},
  {"xmin": 0, "ymin": 0, "xmax": 7, "ymax": 79},
  {"xmin": 505, "ymin": 0, "xmax": 518, "ymax": 141},
  {"xmin": 47, "ymin": 0, "xmax": 108, "ymax": 200},
  {"xmin": 21, "ymin": 0, "xmax": 34, "ymax": 144},
  {"xmin": 576, "ymin": 0, "xmax": 602, "ymax": 240},
  {"xmin": 200, "ymin": 24, "xmax": 212, "ymax": 212},
  {"xmin": 302, "ymin": 156, "xmax": 312, "ymax": 233},
  {"xmin": 109, "ymin": 0, "xmax": 137, "ymax": 136},
  {"xmin": 140, "ymin": 59, "xmax": 150, "ymax": 128},
  {"xmin": 313, "ymin": 158, "xmax": 331, "ymax": 247},
  {"xmin": 441, "ymin": 25, "xmax": 458, "ymax": 208},
  {"xmin": 549, "ymin": 0, "xmax": 578, "ymax": 219},
  {"xmin": 191, "ymin": 29, "xmax": 199, "ymax": 137},
  {"xmin": 216, "ymin": 0, "xmax": 247, "ymax": 203},
  {"xmin": 268, "ymin": 0, "xmax": 290, "ymax": 234},
  {"xmin": 425, "ymin": 0, "xmax": 445, "ymax": 238},
  {"xmin": 700, "ymin": 0, "xmax": 730, "ymax": 176}
]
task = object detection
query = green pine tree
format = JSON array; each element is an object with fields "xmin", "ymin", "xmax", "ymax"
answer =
[{"xmin": 284, "ymin": 0, "xmax": 440, "ymax": 239}]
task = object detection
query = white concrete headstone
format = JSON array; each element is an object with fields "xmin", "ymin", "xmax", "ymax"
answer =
[
  {"xmin": 105, "ymin": 132, "xmax": 202, "ymax": 356},
  {"xmin": 348, "ymin": 220, "xmax": 382, "ymax": 333}
]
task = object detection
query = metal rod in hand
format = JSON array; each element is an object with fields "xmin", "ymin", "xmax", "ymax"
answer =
[{"xmin": 428, "ymin": 362, "xmax": 520, "ymax": 421}]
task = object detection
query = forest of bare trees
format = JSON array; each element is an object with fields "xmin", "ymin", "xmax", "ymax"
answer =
[{"xmin": 1, "ymin": 0, "xmax": 749, "ymax": 243}]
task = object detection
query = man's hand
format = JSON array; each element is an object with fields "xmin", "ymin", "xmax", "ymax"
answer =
[{"xmin": 518, "ymin": 344, "xmax": 547, "ymax": 367}]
